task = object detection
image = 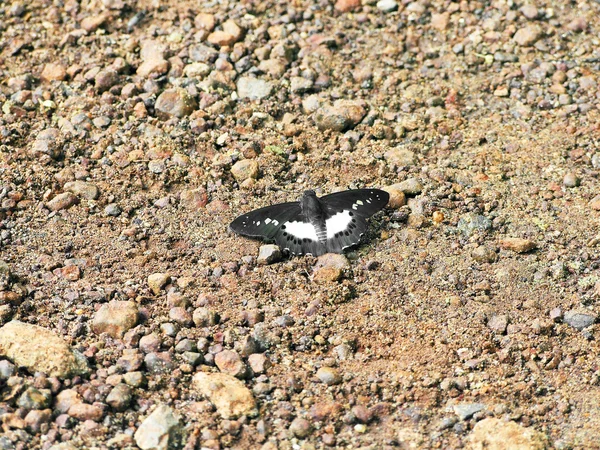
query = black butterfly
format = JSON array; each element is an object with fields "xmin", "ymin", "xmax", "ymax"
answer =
[{"xmin": 229, "ymin": 188, "xmax": 390, "ymax": 256}]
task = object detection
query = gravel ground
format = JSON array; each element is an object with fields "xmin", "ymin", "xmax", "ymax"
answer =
[{"xmin": 1, "ymin": 0, "xmax": 600, "ymax": 449}]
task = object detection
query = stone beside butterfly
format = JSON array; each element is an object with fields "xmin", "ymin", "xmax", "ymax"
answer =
[{"xmin": 229, "ymin": 189, "xmax": 390, "ymax": 256}]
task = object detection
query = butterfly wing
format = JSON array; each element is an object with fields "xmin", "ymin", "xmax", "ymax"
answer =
[
  {"xmin": 229, "ymin": 202, "xmax": 327, "ymax": 256},
  {"xmin": 320, "ymin": 189, "xmax": 389, "ymax": 253}
]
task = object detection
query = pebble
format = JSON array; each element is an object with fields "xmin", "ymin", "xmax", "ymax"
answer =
[
  {"xmin": 215, "ymin": 350, "xmax": 248, "ymax": 378},
  {"xmin": 395, "ymin": 178, "xmax": 423, "ymax": 195},
  {"xmin": 469, "ymin": 418, "xmax": 548, "ymax": 448},
  {"xmin": 513, "ymin": 25, "xmax": 542, "ymax": 47},
  {"xmin": 313, "ymin": 253, "xmax": 350, "ymax": 283},
  {"xmin": 134, "ymin": 404, "xmax": 182, "ymax": 450},
  {"xmin": 289, "ymin": 417, "xmax": 312, "ymax": 438},
  {"xmin": 290, "ymin": 77, "xmax": 314, "ymax": 94},
  {"xmin": 314, "ymin": 100, "xmax": 367, "ymax": 132},
  {"xmin": 563, "ymin": 172, "xmax": 579, "ymax": 187},
  {"xmin": 104, "ymin": 203, "xmax": 121, "ymax": 216},
  {"xmin": 192, "ymin": 307, "xmax": 220, "ymax": 327},
  {"xmin": 81, "ymin": 14, "xmax": 107, "ymax": 32},
  {"xmin": 376, "ymin": 0, "xmax": 398, "ymax": 12},
  {"xmin": 499, "ymin": 238, "xmax": 536, "ymax": 253},
  {"xmin": 457, "ymin": 213, "xmax": 492, "ymax": 236},
  {"xmin": 248, "ymin": 353, "xmax": 270, "ymax": 374},
  {"xmin": 180, "ymin": 188, "xmax": 208, "ymax": 209},
  {"xmin": 194, "ymin": 12, "xmax": 215, "ymax": 31},
  {"xmin": 193, "ymin": 372, "xmax": 257, "ymax": 419},
  {"xmin": 453, "ymin": 402, "xmax": 485, "ymax": 420},
  {"xmin": 92, "ymin": 300, "xmax": 139, "ymax": 338},
  {"xmin": 24, "ymin": 409, "xmax": 51, "ymax": 432},
  {"xmin": 382, "ymin": 185, "xmax": 407, "ymax": 208},
  {"xmin": 63, "ymin": 181, "xmax": 99, "ymax": 201},
  {"xmin": 487, "ymin": 314, "xmax": 508, "ymax": 334},
  {"xmin": 384, "ymin": 147, "xmax": 416, "ymax": 167},
  {"xmin": 257, "ymin": 245, "xmax": 282, "ymax": 265},
  {"xmin": 137, "ymin": 40, "xmax": 169, "ymax": 78},
  {"xmin": 0, "ymin": 321, "xmax": 89, "ymax": 378},
  {"xmin": 123, "ymin": 371, "xmax": 145, "ymax": 387},
  {"xmin": 18, "ymin": 387, "xmax": 52, "ymax": 409},
  {"xmin": 237, "ymin": 77, "xmax": 273, "ymax": 100},
  {"xmin": 316, "ymin": 367, "xmax": 342, "ymax": 385},
  {"xmin": 563, "ymin": 310, "xmax": 597, "ymax": 331},
  {"xmin": 169, "ymin": 307, "xmax": 192, "ymax": 327},
  {"xmin": 55, "ymin": 389, "xmax": 82, "ymax": 413},
  {"xmin": 335, "ymin": 0, "xmax": 360, "ymax": 12},
  {"xmin": 67, "ymin": 403, "xmax": 104, "ymax": 421},
  {"xmin": 0, "ymin": 360, "xmax": 16, "ymax": 379},
  {"xmin": 47, "ymin": 192, "xmax": 78, "ymax": 211},
  {"xmin": 471, "ymin": 246, "xmax": 497, "ymax": 264},
  {"xmin": 155, "ymin": 88, "xmax": 198, "ymax": 119},
  {"xmin": 144, "ymin": 352, "xmax": 175, "ymax": 374},
  {"xmin": 549, "ymin": 307, "xmax": 563, "ymax": 322},
  {"xmin": 106, "ymin": 383, "xmax": 132, "ymax": 411},
  {"xmin": 147, "ymin": 273, "xmax": 170, "ymax": 295},
  {"xmin": 589, "ymin": 194, "xmax": 600, "ymax": 211},
  {"xmin": 95, "ymin": 69, "xmax": 118, "ymax": 92},
  {"xmin": 41, "ymin": 63, "xmax": 67, "ymax": 82},
  {"xmin": 231, "ymin": 159, "xmax": 259, "ymax": 182}
]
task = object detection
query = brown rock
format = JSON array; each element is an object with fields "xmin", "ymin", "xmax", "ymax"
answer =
[
  {"xmin": 499, "ymin": 238, "xmax": 536, "ymax": 253},
  {"xmin": 207, "ymin": 30, "xmax": 237, "ymax": 47},
  {"xmin": 193, "ymin": 372, "xmax": 257, "ymax": 419},
  {"xmin": 81, "ymin": 14, "xmax": 108, "ymax": 32},
  {"xmin": 180, "ymin": 188, "xmax": 208, "ymax": 209},
  {"xmin": 68, "ymin": 403, "xmax": 105, "ymax": 421},
  {"xmin": 63, "ymin": 181, "xmax": 99, "ymax": 200},
  {"xmin": 24, "ymin": 409, "xmax": 52, "ymax": 432},
  {"xmin": 215, "ymin": 350, "xmax": 248, "ymax": 378},
  {"xmin": 314, "ymin": 100, "xmax": 367, "ymax": 132},
  {"xmin": 41, "ymin": 63, "xmax": 67, "ymax": 82},
  {"xmin": 32, "ymin": 128, "xmax": 62, "ymax": 159},
  {"xmin": 382, "ymin": 185, "xmax": 407, "ymax": 208},
  {"xmin": 231, "ymin": 159, "xmax": 259, "ymax": 182},
  {"xmin": 589, "ymin": 194, "xmax": 600, "ymax": 210},
  {"xmin": 431, "ymin": 12, "xmax": 450, "ymax": 31},
  {"xmin": 313, "ymin": 253, "xmax": 350, "ymax": 283},
  {"xmin": 147, "ymin": 273, "xmax": 170, "ymax": 295},
  {"xmin": 195, "ymin": 13, "xmax": 215, "ymax": 31},
  {"xmin": 55, "ymin": 389, "xmax": 83, "ymax": 413},
  {"xmin": 155, "ymin": 88, "xmax": 198, "ymax": 119},
  {"xmin": 468, "ymin": 418, "xmax": 548, "ymax": 449},
  {"xmin": 47, "ymin": 192, "xmax": 78, "ymax": 211},
  {"xmin": 92, "ymin": 300, "xmax": 139, "ymax": 338},
  {"xmin": 335, "ymin": 0, "xmax": 361, "ymax": 12},
  {"xmin": 513, "ymin": 25, "xmax": 542, "ymax": 47},
  {"xmin": 248, "ymin": 353, "xmax": 270, "ymax": 374}
]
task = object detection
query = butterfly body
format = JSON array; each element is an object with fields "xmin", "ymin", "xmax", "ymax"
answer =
[{"xmin": 230, "ymin": 188, "xmax": 389, "ymax": 256}]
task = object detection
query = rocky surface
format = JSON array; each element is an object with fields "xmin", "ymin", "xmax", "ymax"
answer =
[{"xmin": 1, "ymin": 0, "xmax": 600, "ymax": 448}]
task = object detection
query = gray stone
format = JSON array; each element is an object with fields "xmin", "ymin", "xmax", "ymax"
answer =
[
  {"xmin": 377, "ymin": 0, "xmax": 398, "ymax": 12},
  {"xmin": 453, "ymin": 402, "xmax": 485, "ymax": 420},
  {"xmin": 237, "ymin": 77, "xmax": 273, "ymax": 100},
  {"xmin": 316, "ymin": 367, "xmax": 342, "ymax": 385},
  {"xmin": 134, "ymin": 404, "xmax": 182, "ymax": 450},
  {"xmin": 257, "ymin": 245, "xmax": 282, "ymax": 265},
  {"xmin": 457, "ymin": 213, "xmax": 492, "ymax": 236},
  {"xmin": 564, "ymin": 310, "xmax": 597, "ymax": 330},
  {"xmin": 0, "ymin": 360, "xmax": 16, "ymax": 379},
  {"xmin": 106, "ymin": 383, "xmax": 132, "ymax": 411},
  {"xmin": 64, "ymin": 181, "xmax": 99, "ymax": 200}
]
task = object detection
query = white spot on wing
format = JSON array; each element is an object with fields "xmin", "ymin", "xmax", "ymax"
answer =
[
  {"xmin": 265, "ymin": 218, "xmax": 271, "ymax": 224},
  {"xmin": 356, "ymin": 200, "xmax": 364, "ymax": 205},
  {"xmin": 326, "ymin": 210, "xmax": 352, "ymax": 239},
  {"xmin": 285, "ymin": 221, "xmax": 319, "ymax": 241}
]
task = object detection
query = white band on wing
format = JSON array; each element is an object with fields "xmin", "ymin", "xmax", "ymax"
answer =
[
  {"xmin": 285, "ymin": 221, "xmax": 319, "ymax": 241},
  {"xmin": 325, "ymin": 210, "xmax": 352, "ymax": 239}
]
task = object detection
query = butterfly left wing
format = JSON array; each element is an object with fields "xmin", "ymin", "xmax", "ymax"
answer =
[
  {"xmin": 320, "ymin": 189, "xmax": 389, "ymax": 253},
  {"xmin": 230, "ymin": 202, "xmax": 327, "ymax": 256}
]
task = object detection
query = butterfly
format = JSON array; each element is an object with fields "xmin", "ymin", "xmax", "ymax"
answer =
[{"xmin": 229, "ymin": 188, "xmax": 390, "ymax": 256}]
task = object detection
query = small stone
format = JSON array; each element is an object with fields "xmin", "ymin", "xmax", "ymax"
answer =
[
  {"xmin": 192, "ymin": 307, "xmax": 220, "ymax": 327},
  {"xmin": 458, "ymin": 213, "xmax": 492, "ymax": 236},
  {"xmin": 334, "ymin": 344, "xmax": 354, "ymax": 360},
  {"xmin": 384, "ymin": 147, "xmax": 416, "ymax": 167},
  {"xmin": 275, "ymin": 315, "xmax": 295, "ymax": 327},
  {"xmin": 231, "ymin": 159, "xmax": 259, "ymax": 182},
  {"xmin": 289, "ymin": 417, "xmax": 312, "ymax": 438},
  {"xmin": 314, "ymin": 100, "xmax": 367, "ymax": 132},
  {"xmin": 41, "ymin": 63, "xmax": 67, "ymax": 82},
  {"xmin": 134, "ymin": 404, "xmax": 182, "ymax": 450},
  {"xmin": 47, "ymin": 192, "xmax": 78, "ymax": 211},
  {"xmin": 144, "ymin": 352, "xmax": 175, "ymax": 374},
  {"xmin": 207, "ymin": 31, "xmax": 236, "ymax": 47},
  {"xmin": 453, "ymin": 403, "xmax": 485, "ymax": 420},
  {"xmin": 520, "ymin": 4, "xmax": 538, "ymax": 19},
  {"xmin": 499, "ymin": 238, "xmax": 536, "ymax": 253},
  {"xmin": 382, "ymin": 185, "xmax": 406, "ymax": 208},
  {"xmin": 563, "ymin": 173, "xmax": 579, "ymax": 187},
  {"xmin": 487, "ymin": 314, "xmax": 508, "ymax": 333},
  {"xmin": 193, "ymin": 372, "xmax": 258, "ymax": 419},
  {"xmin": 469, "ymin": 418, "xmax": 548, "ymax": 449},
  {"xmin": 248, "ymin": 354, "xmax": 270, "ymax": 374},
  {"xmin": 313, "ymin": 253, "xmax": 350, "ymax": 283},
  {"xmin": 63, "ymin": 181, "xmax": 99, "ymax": 200},
  {"xmin": 95, "ymin": 69, "xmax": 118, "ymax": 92},
  {"xmin": 194, "ymin": 13, "xmax": 215, "ymax": 31},
  {"xmin": 290, "ymin": 77, "xmax": 314, "ymax": 94},
  {"xmin": 257, "ymin": 245, "xmax": 282, "ymax": 265},
  {"xmin": 471, "ymin": 246, "xmax": 497, "ymax": 263},
  {"xmin": 0, "ymin": 321, "xmax": 89, "ymax": 378},
  {"xmin": 567, "ymin": 17, "xmax": 587, "ymax": 33},
  {"xmin": 513, "ymin": 25, "xmax": 542, "ymax": 47},
  {"xmin": 316, "ymin": 367, "xmax": 342, "ymax": 385},
  {"xmin": 55, "ymin": 389, "xmax": 82, "ymax": 414},
  {"xmin": 431, "ymin": 12, "xmax": 450, "ymax": 31},
  {"xmin": 549, "ymin": 308, "xmax": 563, "ymax": 322},
  {"xmin": 215, "ymin": 350, "xmax": 248, "ymax": 378},
  {"xmin": 24, "ymin": 409, "xmax": 52, "ymax": 432},
  {"xmin": 81, "ymin": 14, "xmax": 107, "ymax": 32},
  {"xmin": 92, "ymin": 300, "xmax": 139, "ymax": 338},
  {"xmin": 180, "ymin": 188, "xmax": 208, "ymax": 209},
  {"xmin": 183, "ymin": 62, "xmax": 211, "ymax": 78},
  {"xmin": 376, "ymin": 0, "xmax": 398, "ymax": 12},
  {"xmin": 106, "ymin": 384, "xmax": 132, "ymax": 411},
  {"xmin": 589, "ymin": 194, "xmax": 600, "ymax": 211},
  {"xmin": 18, "ymin": 387, "xmax": 52, "ymax": 409},
  {"xmin": 395, "ymin": 178, "xmax": 423, "ymax": 195},
  {"xmin": 104, "ymin": 203, "xmax": 121, "ymax": 216},
  {"xmin": 68, "ymin": 403, "xmax": 104, "ymax": 421},
  {"xmin": 148, "ymin": 273, "xmax": 170, "ymax": 295},
  {"xmin": 123, "ymin": 372, "xmax": 145, "ymax": 387},
  {"xmin": 169, "ymin": 307, "xmax": 193, "ymax": 327},
  {"xmin": 136, "ymin": 40, "xmax": 169, "ymax": 78},
  {"xmin": 334, "ymin": 0, "xmax": 360, "ymax": 12},
  {"xmin": 0, "ymin": 360, "xmax": 16, "ymax": 379},
  {"xmin": 237, "ymin": 77, "xmax": 273, "ymax": 100},
  {"xmin": 155, "ymin": 88, "xmax": 197, "ymax": 119},
  {"xmin": 564, "ymin": 310, "xmax": 597, "ymax": 331}
]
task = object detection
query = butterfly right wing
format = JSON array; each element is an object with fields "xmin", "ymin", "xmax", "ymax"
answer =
[{"xmin": 230, "ymin": 202, "xmax": 327, "ymax": 255}]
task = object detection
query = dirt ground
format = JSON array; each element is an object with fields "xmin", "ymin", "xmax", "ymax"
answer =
[{"xmin": 1, "ymin": 0, "xmax": 600, "ymax": 448}]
